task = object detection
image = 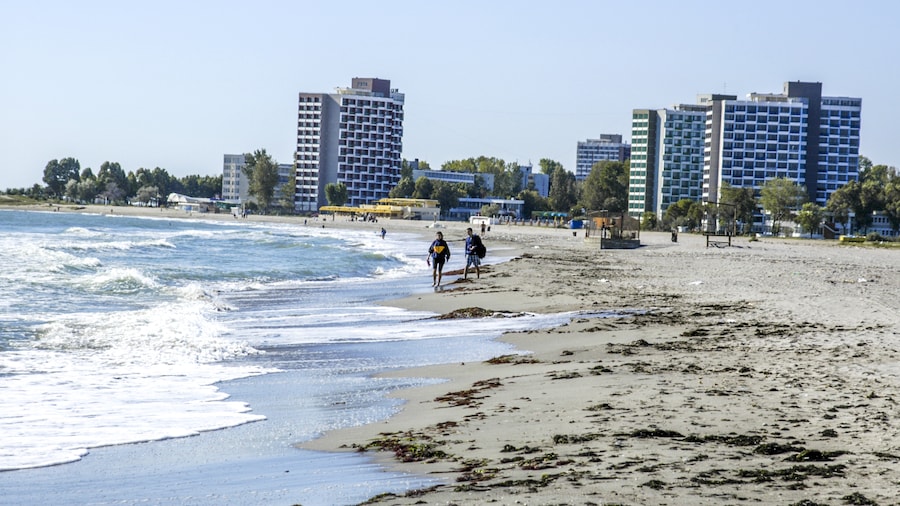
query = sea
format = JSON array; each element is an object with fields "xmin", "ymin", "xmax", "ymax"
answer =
[{"xmin": 0, "ymin": 209, "xmax": 590, "ymax": 506}]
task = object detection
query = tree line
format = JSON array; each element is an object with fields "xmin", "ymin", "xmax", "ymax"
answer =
[
  {"xmin": 649, "ymin": 156, "xmax": 900, "ymax": 236},
  {"xmin": 3, "ymin": 157, "xmax": 223, "ymax": 206},
  {"xmin": 8, "ymin": 151, "xmax": 898, "ymax": 237},
  {"xmin": 367, "ymin": 156, "xmax": 630, "ymax": 220}
]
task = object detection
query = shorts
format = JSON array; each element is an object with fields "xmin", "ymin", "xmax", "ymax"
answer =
[{"xmin": 466, "ymin": 254, "xmax": 481, "ymax": 267}]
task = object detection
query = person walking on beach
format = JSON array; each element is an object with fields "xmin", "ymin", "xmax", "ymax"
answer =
[
  {"xmin": 381, "ymin": 227, "xmax": 386, "ymax": 239},
  {"xmin": 464, "ymin": 227, "xmax": 483, "ymax": 280},
  {"xmin": 427, "ymin": 231, "xmax": 450, "ymax": 287}
]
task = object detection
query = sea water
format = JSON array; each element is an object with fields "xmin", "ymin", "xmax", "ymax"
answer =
[{"xmin": 0, "ymin": 209, "xmax": 595, "ymax": 505}]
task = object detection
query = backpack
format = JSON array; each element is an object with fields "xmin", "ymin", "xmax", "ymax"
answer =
[{"xmin": 474, "ymin": 237, "xmax": 486, "ymax": 259}]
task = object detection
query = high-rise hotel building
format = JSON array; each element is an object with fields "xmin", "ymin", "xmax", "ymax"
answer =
[
  {"xmin": 704, "ymin": 82, "xmax": 861, "ymax": 207},
  {"xmin": 575, "ymin": 134, "xmax": 631, "ymax": 181},
  {"xmin": 294, "ymin": 78, "xmax": 405, "ymax": 211},
  {"xmin": 629, "ymin": 103, "xmax": 710, "ymax": 218},
  {"xmin": 629, "ymin": 81, "xmax": 861, "ymax": 220}
]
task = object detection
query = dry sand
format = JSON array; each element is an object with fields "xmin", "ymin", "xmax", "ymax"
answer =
[
  {"xmin": 308, "ymin": 221, "xmax": 900, "ymax": 505},
  {"xmin": 8, "ymin": 203, "xmax": 900, "ymax": 505}
]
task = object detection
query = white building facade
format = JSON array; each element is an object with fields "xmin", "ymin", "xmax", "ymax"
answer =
[
  {"xmin": 294, "ymin": 77, "xmax": 404, "ymax": 212},
  {"xmin": 628, "ymin": 105, "xmax": 706, "ymax": 219},
  {"xmin": 629, "ymin": 82, "xmax": 861, "ymax": 224},
  {"xmin": 222, "ymin": 154, "xmax": 248, "ymax": 202},
  {"xmin": 575, "ymin": 134, "xmax": 631, "ymax": 181},
  {"xmin": 221, "ymin": 154, "xmax": 293, "ymax": 206},
  {"xmin": 704, "ymin": 82, "xmax": 861, "ymax": 208}
]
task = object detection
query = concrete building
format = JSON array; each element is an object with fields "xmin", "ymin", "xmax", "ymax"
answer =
[
  {"xmin": 704, "ymin": 81, "xmax": 861, "ymax": 209},
  {"xmin": 294, "ymin": 77, "xmax": 405, "ymax": 212},
  {"xmin": 628, "ymin": 81, "xmax": 861, "ymax": 223},
  {"xmin": 222, "ymin": 154, "xmax": 248, "ymax": 202},
  {"xmin": 448, "ymin": 197, "xmax": 525, "ymax": 222},
  {"xmin": 518, "ymin": 164, "xmax": 550, "ymax": 197},
  {"xmin": 221, "ymin": 154, "xmax": 293, "ymax": 207},
  {"xmin": 411, "ymin": 168, "xmax": 495, "ymax": 192},
  {"xmin": 628, "ymin": 104, "xmax": 709, "ymax": 219},
  {"xmin": 575, "ymin": 134, "xmax": 631, "ymax": 181}
]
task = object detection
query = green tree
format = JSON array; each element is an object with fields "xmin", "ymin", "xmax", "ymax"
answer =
[
  {"xmin": 65, "ymin": 178, "xmax": 100, "ymax": 203},
  {"xmin": 641, "ymin": 211, "xmax": 658, "ymax": 230},
  {"xmin": 516, "ymin": 189, "xmax": 548, "ymax": 219},
  {"xmin": 883, "ymin": 170, "xmax": 900, "ymax": 234},
  {"xmin": 549, "ymin": 167, "xmax": 576, "ymax": 213},
  {"xmin": 795, "ymin": 202, "xmax": 824, "ymax": 237},
  {"xmin": 324, "ymin": 182, "xmax": 348, "ymax": 207},
  {"xmin": 389, "ymin": 176, "xmax": 416, "ymax": 198},
  {"xmin": 539, "ymin": 158, "xmax": 564, "ymax": 176},
  {"xmin": 665, "ymin": 198, "xmax": 703, "ymax": 230},
  {"xmin": 580, "ymin": 160, "xmax": 628, "ymax": 212},
  {"xmin": 97, "ymin": 162, "xmax": 128, "ymax": 196},
  {"xmin": 480, "ymin": 204, "xmax": 500, "ymax": 217},
  {"xmin": 431, "ymin": 181, "xmax": 460, "ymax": 217},
  {"xmin": 760, "ymin": 177, "xmax": 806, "ymax": 234},
  {"xmin": 826, "ymin": 182, "xmax": 856, "ymax": 234},
  {"xmin": 242, "ymin": 149, "xmax": 280, "ymax": 211},
  {"xmin": 150, "ymin": 167, "xmax": 176, "ymax": 200},
  {"xmin": 441, "ymin": 158, "xmax": 478, "ymax": 173},
  {"xmin": 278, "ymin": 170, "xmax": 296, "ymax": 211},
  {"xmin": 854, "ymin": 163, "xmax": 893, "ymax": 233},
  {"xmin": 413, "ymin": 176, "xmax": 434, "ymax": 200},
  {"xmin": 492, "ymin": 162, "xmax": 523, "ymax": 198},
  {"xmin": 719, "ymin": 182, "xmax": 758, "ymax": 234},
  {"xmin": 43, "ymin": 157, "xmax": 81, "ymax": 197},
  {"xmin": 858, "ymin": 155, "xmax": 873, "ymax": 173}
]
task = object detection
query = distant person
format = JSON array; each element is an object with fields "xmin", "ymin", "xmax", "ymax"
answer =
[
  {"xmin": 381, "ymin": 227, "xmax": 386, "ymax": 239},
  {"xmin": 464, "ymin": 227, "xmax": 483, "ymax": 280},
  {"xmin": 481, "ymin": 222, "xmax": 486, "ymax": 235},
  {"xmin": 427, "ymin": 231, "xmax": 450, "ymax": 287}
]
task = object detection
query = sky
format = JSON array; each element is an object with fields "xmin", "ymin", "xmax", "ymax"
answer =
[{"xmin": 3, "ymin": 0, "xmax": 899, "ymax": 190}]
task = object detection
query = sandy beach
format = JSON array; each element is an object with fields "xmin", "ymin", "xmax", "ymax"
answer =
[
  {"xmin": 308, "ymin": 216, "xmax": 900, "ymax": 504},
  {"xmin": 6, "ymin": 203, "xmax": 900, "ymax": 505}
]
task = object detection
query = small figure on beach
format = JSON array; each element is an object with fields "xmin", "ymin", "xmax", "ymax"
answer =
[
  {"xmin": 481, "ymin": 222, "xmax": 486, "ymax": 234},
  {"xmin": 427, "ymin": 231, "xmax": 450, "ymax": 287},
  {"xmin": 671, "ymin": 228, "xmax": 678, "ymax": 242},
  {"xmin": 464, "ymin": 227, "xmax": 483, "ymax": 280},
  {"xmin": 381, "ymin": 227, "xmax": 386, "ymax": 239}
]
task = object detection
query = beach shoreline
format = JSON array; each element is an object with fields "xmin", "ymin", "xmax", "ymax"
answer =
[
  {"xmin": 7, "ymin": 203, "xmax": 900, "ymax": 504},
  {"xmin": 307, "ymin": 219, "xmax": 900, "ymax": 504}
]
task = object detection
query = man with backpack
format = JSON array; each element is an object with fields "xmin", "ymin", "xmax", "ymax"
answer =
[
  {"xmin": 427, "ymin": 231, "xmax": 451, "ymax": 287},
  {"xmin": 464, "ymin": 227, "xmax": 485, "ymax": 280}
]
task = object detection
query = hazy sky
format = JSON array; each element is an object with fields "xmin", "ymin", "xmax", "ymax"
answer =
[{"xmin": 3, "ymin": 0, "xmax": 898, "ymax": 190}]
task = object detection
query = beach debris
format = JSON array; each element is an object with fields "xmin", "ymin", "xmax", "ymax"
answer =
[
  {"xmin": 359, "ymin": 432, "xmax": 449, "ymax": 463},
  {"xmin": 841, "ymin": 492, "xmax": 878, "ymax": 505},
  {"xmin": 484, "ymin": 354, "xmax": 540, "ymax": 365},
  {"xmin": 434, "ymin": 307, "xmax": 520, "ymax": 319},
  {"xmin": 640, "ymin": 479, "xmax": 667, "ymax": 490},
  {"xmin": 434, "ymin": 378, "xmax": 501, "ymax": 407}
]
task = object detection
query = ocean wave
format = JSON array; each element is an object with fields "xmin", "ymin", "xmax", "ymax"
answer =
[
  {"xmin": 79, "ymin": 267, "xmax": 159, "ymax": 293},
  {"xmin": 33, "ymin": 301, "xmax": 260, "ymax": 364}
]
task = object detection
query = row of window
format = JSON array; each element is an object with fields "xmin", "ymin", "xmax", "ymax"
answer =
[
  {"xmin": 821, "ymin": 108, "xmax": 861, "ymax": 118},
  {"xmin": 722, "ymin": 161, "xmax": 803, "ymax": 171},
  {"xmin": 725, "ymin": 104, "xmax": 805, "ymax": 114}
]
